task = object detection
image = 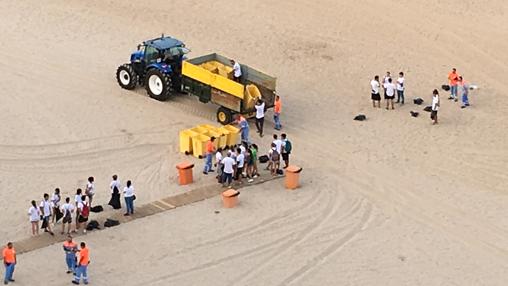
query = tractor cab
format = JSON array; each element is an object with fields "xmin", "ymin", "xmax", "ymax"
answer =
[{"xmin": 116, "ymin": 35, "xmax": 189, "ymax": 100}]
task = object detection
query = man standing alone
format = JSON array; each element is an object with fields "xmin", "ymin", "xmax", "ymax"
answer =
[
  {"xmin": 254, "ymin": 99, "xmax": 265, "ymax": 137},
  {"xmin": 273, "ymin": 95, "xmax": 282, "ymax": 130},
  {"xmin": 431, "ymin": 89, "xmax": 440, "ymax": 125},
  {"xmin": 2, "ymin": 242, "xmax": 16, "ymax": 285}
]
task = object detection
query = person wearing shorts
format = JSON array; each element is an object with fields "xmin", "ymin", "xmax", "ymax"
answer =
[
  {"xmin": 235, "ymin": 148, "xmax": 245, "ymax": 183},
  {"xmin": 383, "ymin": 78, "xmax": 396, "ymax": 110},
  {"xmin": 85, "ymin": 177, "xmax": 95, "ymax": 207},
  {"xmin": 61, "ymin": 197, "xmax": 75, "ymax": 235},
  {"xmin": 431, "ymin": 89, "xmax": 440, "ymax": 125},
  {"xmin": 370, "ymin": 75, "xmax": 381, "ymax": 108}
]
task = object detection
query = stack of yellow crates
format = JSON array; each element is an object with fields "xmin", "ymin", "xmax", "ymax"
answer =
[{"xmin": 179, "ymin": 124, "xmax": 240, "ymax": 158}]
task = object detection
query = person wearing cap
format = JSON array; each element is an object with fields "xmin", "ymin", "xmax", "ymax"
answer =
[
  {"xmin": 273, "ymin": 94, "xmax": 282, "ymax": 130},
  {"xmin": 63, "ymin": 236, "xmax": 78, "ymax": 274},
  {"xmin": 72, "ymin": 242, "xmax": 90, "ymax": 285},
  {"xmin": 2, "ymin": 242, "xmax": 16, "ymax": 284},
  {"xmin": 230, "ymin": 59, "xmax": 242, "ymax": 83},
  {"xmin": 203, "ymin": 136, "xmax": 216, "ymax": 175}
]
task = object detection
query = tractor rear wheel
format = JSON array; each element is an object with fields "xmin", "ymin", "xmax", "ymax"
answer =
[
  {"xmin": 217, "ymin": 107, "xmax": 233, "ymax": 125},
  {"xmin": 145, "ymin": 69, "xmax": 172, "ymax": 101},
  {"xmin": 116, "ymin": 64, "xmax": 137, "ymax": 90}
]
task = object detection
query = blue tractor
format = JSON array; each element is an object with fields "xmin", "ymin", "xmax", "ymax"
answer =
[{"xmin": 116, "ymin": 35, "xmax": 189, "ymax": 101}]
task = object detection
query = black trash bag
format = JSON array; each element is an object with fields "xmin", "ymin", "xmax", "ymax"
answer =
[
  {"xmin": 259, "ymin": 155, "xmax": 269, "ymax": 163},
  {"xmin": 104, "ymin": 219, "xmax": 120, "ymax": 228},
  {"xmin": 441, "ymin": 84, "xmax": 450, "ymax": 91},
  {"xmin": 423, "ymin": 106, "xmax": 432, "ymax": 112},
  {"xmin": 413, "ymin": 98, "xmax": 424, "ymax": 105},
  {"xmin": 354, "ymin": 114, "xmax": 366, "ymax": 121},
  {"xmin": 91, "ymin": 205, "xmax": 104, "ymax": 213},
  {"xmin": 86, "ymin": 220, "xmax": 100, "ymax": 231},
  {"xmin": 410, "ymin": 111, "xmax": 419, "ymax": 117},
  {"xmin": 276, "ymin": 169, "xmax": 284, "ymax": 175}
]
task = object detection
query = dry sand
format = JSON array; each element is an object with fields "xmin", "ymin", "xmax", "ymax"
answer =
[{"xmin": 1, "ymin": 0, "xmax": 508, "ymax": 285}]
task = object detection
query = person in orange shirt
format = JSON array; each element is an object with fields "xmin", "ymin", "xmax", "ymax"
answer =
[
  {"xmin": 2, "ymin": 242, "xmax": 16, "ymax": 284},
  {"xmin": 273, "ymin": 95, "xmax": 282, "ymax": 130},
  {"xmin": 63, "ymin": 236, "xmax": 78, "ymax": 274},
  {"xmin": 72, "ymin": 242, "xmax": 90, "ymax": 285},
  {"xmin": 447, "ymin": 68, "xmax": 459, "ymax": 101},
  {"xmin": 203, "ymin": 136, "xmax": 216, "ymax": 175}
]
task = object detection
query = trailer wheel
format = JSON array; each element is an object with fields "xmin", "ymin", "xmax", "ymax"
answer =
[
  {"xmin": 116, "ymin": 64, "xmax": 137, "ymax": 90},
  {"xmin": 217, "ymin": 107, "xmax": 233, "ymax": 125},
  {"xmin": 145, "ymin": 69, "xmax": 172, "ymax": 101}
]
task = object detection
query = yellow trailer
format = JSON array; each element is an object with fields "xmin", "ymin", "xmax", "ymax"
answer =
[{"xmin": 182, "ymin": 53, "xmax": 277, "ymax": 124}]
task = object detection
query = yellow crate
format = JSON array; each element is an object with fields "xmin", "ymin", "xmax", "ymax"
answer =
[
  {"xmin": 207, "ymin": 129, "xmax": 224, "ymax": 149},
  {"xmin": 216, "ymin": 127, "xmax": 229, "ymax": 149},
  {"xmin": 196, "ymin": 124, "xmax": 216, "ymax": 131},
  {"xmin": 191, "ymin": 134, "xmax": 211, "ymax": 159},
  {"xmin": 223, "ymin": 125, "xmax": 240, "ymax": 147},
  {"xmin": 179, "ymin": 129, "xmax": 199, "ymax": 154},
  {"xmin": 190, "ymin": 126, "xmax": 208, "ymax": 135}
]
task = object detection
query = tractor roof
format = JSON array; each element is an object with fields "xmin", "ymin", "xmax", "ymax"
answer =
[{"xmin": 144, "ymin": 36, "xmax": 184, "ymax": 51}]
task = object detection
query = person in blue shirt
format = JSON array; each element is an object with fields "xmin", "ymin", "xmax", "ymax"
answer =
[{"xmin": 236, "ymin": 115, "xmax": 250, "ymax": 144}]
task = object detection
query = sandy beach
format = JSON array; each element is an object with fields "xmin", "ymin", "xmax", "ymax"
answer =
[{"xmin": 1, "ymin": 0, "xmax": 508, "ymax": 285}]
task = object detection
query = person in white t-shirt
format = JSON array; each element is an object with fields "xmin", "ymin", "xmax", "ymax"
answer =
[
  {"xmin": 370, "ymin": 75, "xmax": 381, "ymax": 108},
  {"xmin": 254, "ymin": 99, "xmax": 265, "ymax": 137},
  {"xmin": 383, "ymin": 78, "xmax": 396, "ymax": 110},
  {"xmin": 123, "ymin": 180, "xmax": 135, "ymax": 216},
  {"xmin": 51, "ymin": 188, "xmax": 61, "ymax": 224},
  {"xmin": 235, "ymin": 148, "xmax": 245, "ymax": 183},
  {"xmin": 60, "ymin": 197, "xmax": 75, "ymax": 235},
  {"xmin": 431, "ymin": 89, "xmax": 440, "ymax": 125},
  {"xmin": 215, "ymin": 148, "xmax": 224, "ymax": 181},
  {"xmin": 39, "ymin": 193, "xmax": 54, "ymax": 236},
  {"xmin": 272, "ymin": 134, "xmax": 283, "ymax": 154},
  {"xmin": 383, "ymin": 71, "xmax": 391, "ymax": 96},
  {"xmin": 396, "ymin": 72, "xmax": 405, "ymax": 104},
  {"xmin": 85, "ymin": 177, "xmax": 95, "ymax": 207},
  {"xmin": 221, "ymin": 153, "xmax": 236, "ymax": 188},
  {"xmin": 230, "ymin": 59, "xmax": 242, "ymax": 82},
  {"xmin": 28, "ymin": 200, "xmax": 40, "ymax": 236}
]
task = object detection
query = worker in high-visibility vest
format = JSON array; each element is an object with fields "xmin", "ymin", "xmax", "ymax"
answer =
[{"xmin": 63, "ymin": 236, "xmax": 78, "ymax": 274}]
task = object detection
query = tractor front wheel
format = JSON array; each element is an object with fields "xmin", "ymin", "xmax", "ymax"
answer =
[
  {"xmin": 145, "ymin": 69, "xmax": 172, "ymax": 101},
  {"xmin": 116, "ymin": 64, "xmax": 137, "ymax": 90},
  {"xmin": 217, "ymin": 107, "xmax": 233, "ymax": 125}
]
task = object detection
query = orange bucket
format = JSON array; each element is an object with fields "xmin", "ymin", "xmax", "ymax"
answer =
[
  {"xmin": 285, "ymin": 165, "xmax": 302, "ymax": 190},
  {"xmin": 222, "ymin": 189, "xmax": 240, "ymax": 208},
  {"xmin": 176, "ymin": 162, "xmax": 194, "ymax": 185}
]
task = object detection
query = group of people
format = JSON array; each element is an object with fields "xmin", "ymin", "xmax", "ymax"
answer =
[
  {"xmin": 27, "ymin": 175, "xmax": 136, "ymax": 237},
  {"xmin": 370, "ymin": 68, "xmax": 472, "ymax": 125},
  {"xmin": 238, "ymin": 95, "xmax": 282, "ymax": 144},
  {"xmin": 2, "ymin": 238, "xmax": 90, "ymax": 284},
  {"xmin": 370, "ymin": 71, "xmax": 405, "ymax": 109},
  {"xmin": 447, "ymin": 68, "xmax": 470, "ymax": 108},
  {"xmin": 203, "ymin": 132, "xmax": 292, "ymax": 188}
]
